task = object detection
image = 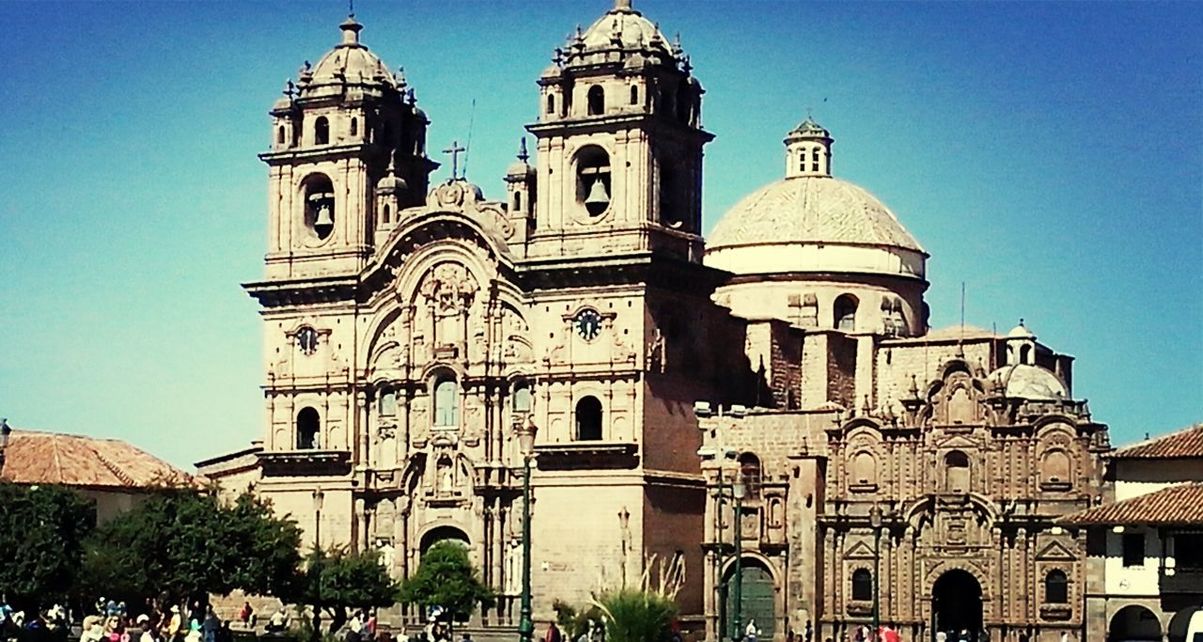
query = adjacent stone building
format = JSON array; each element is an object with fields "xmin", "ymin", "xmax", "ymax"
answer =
[
  {"xmin": 1062, "ymin": 424, "xmax": 1203, "ymax": 642},
  {"xmin": 1, "ymin": 425, "xmax": 192, "ymax": 524},
  {"xmin": 197, "ymin": 2, "xmax": 1121, "ymax": 641}
]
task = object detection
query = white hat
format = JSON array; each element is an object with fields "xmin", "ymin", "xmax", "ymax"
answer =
[{"xmin": 137, "ymin": 615, "xmax": 151, "ymax": 624}]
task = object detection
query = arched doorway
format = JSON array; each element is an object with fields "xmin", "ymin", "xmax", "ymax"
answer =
[
  {"xmin": 420, "ymin": 525, "xmax": 470, "ymax": 554},
  {"xmin": 722, "ymin": 559, "xmax": 776, "ymax": 640},
  {"xmin": 1109, "ymin": 605, "xmax": 1162, "ymax": 642},
  {"xmin": 932, "ymin": 569, "xmax": 982, "ymax": 642}
]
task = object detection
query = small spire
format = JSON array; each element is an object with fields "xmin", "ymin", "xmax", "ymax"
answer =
[
  {"xmin": 614, "ymin": 0, "xmax": 633, "ymax": 11},
  {"xmin": 517, "ymin": 137, "xmax": 529, "ymax": 164}
]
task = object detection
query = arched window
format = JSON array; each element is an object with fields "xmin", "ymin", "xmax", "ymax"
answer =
[
  {"xmin": 512, "ymin": 382, "xmax": 533, "ymax": 415},
  {"xmin": 739, "ymin": 452, "xmax": 762, "ymax": 498},
  {"xmin": 314, "ymin": 116, "xmax": 330, "ymax": 145},
  {"xmin": 945, "ymin": 450, "xmax": 970, "ymax": 493},
  {"xmin": 382, "ymin": 204, "xmax": 391, "ymax": 225},
  {"xmin": 630, "ymin": 85, "xmax": 639, "ymax": 106},
  {"xmin": 297, "ymin": 407, "xmax": 320, "ymax": 449},
  {"xmin": 277, "ymin": 126, "xmax": 285, "ymax": 145},
  {"xmin": 1020, "ymin": 344, "xmax": 1033, "ymax": 364},
  {"xmin": 434, "ymin": 377, "xmax": 459, "ymax": 427},
  {"xmin": 811, "ymin": 148, "xmax": 821, "ymax": 172},
  {"xmin": 1044, "ymin": 570, "xmax": 1068, "ymax": 603},
  {"xmin": 834, "ymin": 294, "xmax": 858, "ymax": 331},
  {"xmin": 851, "ymin": 569, "xmax": 872, "ymax": 601},
  {"xmin": 546, "ymin": 94, "xmax": 555, "ymax": 115},
  {"xmin": 378, "ymin": 387, "xmax": 396, "ymax": 416},
  {"xmin": 575, "ymin": 396, "xmax": 603, "ymax": 441},
  {"xmin": 513, "ymin": 191, "xmax": 522, "ymax": 212},
  {"xmin": 350, "ymin": 117, "xmax": 358, "ymax": 137},
  {"xmin": 659, "ymin": 162, "xmax": 681, "ymax": 228},
  {"xmin": 587, "ymin": 85, "xmax": 605, "ymax": 116},
  {"xmin": 675, "ymin": 80, "xmax": 691, "ymax": 123},
  {"xmin": 799, "ymin": 151, "xmax": 807, "ymax": 173}
]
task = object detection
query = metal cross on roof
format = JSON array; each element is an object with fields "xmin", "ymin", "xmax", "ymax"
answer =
[{"xmin": 443, "ymin": 140, "xmax": 466, "ymax": 179}]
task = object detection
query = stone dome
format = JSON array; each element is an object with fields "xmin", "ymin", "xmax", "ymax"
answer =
[
  {"xmin": 302, "ymin": 16, "xmax": 396, "ymax": 93},
  {"xmin": 706, "ymin": 118, "xmax": 926, "ymax": 282},
  {"xmin": 989, "ymin": 364, "xmax": 1067, "ymax": 401},
  {"xmin": 580, "ymin": 2, "xmax": 672, "ymax": 54},
  {"xmin": 552, "ymin": 0, "xmax": 681, "ymax": 72},
  {"xmin": 708, "ymin": 176, "xmax": 924, "ymax": 253}
]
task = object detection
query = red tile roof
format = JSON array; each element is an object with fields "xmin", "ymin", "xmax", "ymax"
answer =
[
  {"xmin": 1061, "ymin": 482, "xmax": 1203, "ymax": 527},
  {"xmin": 1112, "ymin": 423, "xmax": 1203, "ymax": 459},
  {"xmin": 1, "ymin": 429, "xmax": 191, "ymax": 489}
]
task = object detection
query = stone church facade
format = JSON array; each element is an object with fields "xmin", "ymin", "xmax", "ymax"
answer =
[{"xmin": 198, "ymin": 2, "xmax": 1113, "ymax": 641}]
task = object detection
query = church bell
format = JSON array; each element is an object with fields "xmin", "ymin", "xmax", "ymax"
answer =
[
  {"xmin": 584, "ymin": 177, "xmax": 610, "ymax": 207},
  {"xmin": 315, "ymin": 206, "xmax": 334, "ymax": 232},
  {"xmin": 314, "ymin": 203, "xmax": 334, "ymax": 229}
]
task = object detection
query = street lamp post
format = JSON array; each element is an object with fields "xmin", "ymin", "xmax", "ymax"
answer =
[
  {"xmin": 0, "ymin": 418, "xmax": 11, "ymax": 474},
  {"xmin": 731, "ymin": 479, "xmax": 747, "ymax": 642},
  {"xmin": 312, "ymin": 488, "xmax": 325, "ymax": 551},
  {"xmin": 869, "ymin": 505, "xmax": 884, "ymax": 642},
  {"xmin": 311, "ymin": 488, "xmax": 326, "ymax": 642},
  {"xmin": 515, "ymin": 415, "xmax": 539, "ymax": 642},
  {"xmin": 712, "ymin": 465, "xmax": 726, "ymax": 642}
]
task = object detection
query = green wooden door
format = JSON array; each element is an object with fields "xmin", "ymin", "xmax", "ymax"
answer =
[{"xmin": 725, "ymin": 565, "xmax": 776, "ymax": 640}]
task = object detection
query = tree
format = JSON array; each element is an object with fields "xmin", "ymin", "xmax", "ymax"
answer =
[
  {"xmin": 80, "ymin": 488, "xmax": 302, "ymax": 605},
  {"xmin": 399, "ymin": 542, "xmax": 495, "ymax": 630},
  {"xmin": 0, "ymin": 483, "xmax": 96, "ymax": 610},
  {"xmin": 292, "ymin": 548, "xmax": 400, "ymax": 635}
]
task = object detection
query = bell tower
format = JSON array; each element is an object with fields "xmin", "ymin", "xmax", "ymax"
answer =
[
  {"xmin": 260, "ymin": 15, "xmax": 436, "ymax": 280},
  {"xmin": 525, "ymin": 0, "xmax": 712, "ymax": 262}
]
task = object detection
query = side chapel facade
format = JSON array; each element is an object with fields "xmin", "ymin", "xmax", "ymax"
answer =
[{"xmin": 198, "ymin": 3, "xmax": 1113, "ymax": 642}]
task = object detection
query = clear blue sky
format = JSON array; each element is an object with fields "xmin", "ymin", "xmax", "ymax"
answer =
[{"xmin": 1, "ymin": 1, "xmax": 1199, "ymax": 468}]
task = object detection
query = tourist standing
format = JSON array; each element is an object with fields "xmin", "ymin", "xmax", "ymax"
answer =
[{"xmin": 202, "ymin": 606, "xmax": 220, "ymax": 642}]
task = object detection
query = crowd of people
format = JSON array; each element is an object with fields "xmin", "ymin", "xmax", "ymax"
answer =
[
  {"xmin": 0, "ymin": 597, "xmax": 245, "ymax": 642},
  {"xmin": 0, "ymin": 603, "xmax": 70, "ymax": 642}
]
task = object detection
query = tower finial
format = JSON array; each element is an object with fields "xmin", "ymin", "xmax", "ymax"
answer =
[
  {"xmin": 517, "ymin": 137, "xmax": 529, "ymax": 163},
  {"xmin": 339, "ymin": 14, "xmax": 363, "ymax": 46},
  {"xmin": 614, "ymin": 0, "xmax": 633, "ymax": 11}
]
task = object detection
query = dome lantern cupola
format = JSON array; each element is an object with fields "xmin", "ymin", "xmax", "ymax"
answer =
[{"xmin": 785, "ymin": 116, "xmax": 833, "ymax": 179}]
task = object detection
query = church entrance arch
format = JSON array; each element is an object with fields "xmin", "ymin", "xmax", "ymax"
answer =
[
  {"xmin": 722, "ymin": 558, "xmax": 776, "ymax": 641},
  {"xmin": 420, "ymin": 525, "xmax": 470, "ymax": 554},
  {"xmin": 931, "ymin": 569, "xmax": 982, "ymax": 642},
  {"xmin": 1109, "ymin": 605, "xmax": 1162, "ymax": 642}
]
